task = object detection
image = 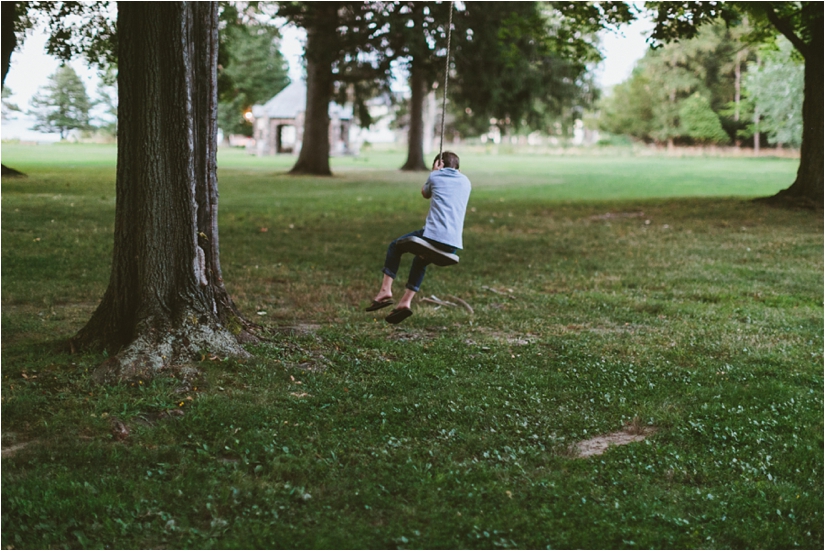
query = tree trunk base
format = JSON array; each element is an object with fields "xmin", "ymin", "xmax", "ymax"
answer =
[
  {"xmin": 400, "ymin": 160, "xmax": 428, "ymax": 172},
  {"xmin": 755, "ymin": 186, "xmax": 823, "ymax": 210},
  {"xmin": 2, "ymin": 164, "xmax": 26, "ymax": 177},
  {"xmin": 82, "ymin": 312, "xmax": 255, "ymax": 384},
  {"xmin": 288, "ymin": 163, "xmax": 332, "ymax": 176}
]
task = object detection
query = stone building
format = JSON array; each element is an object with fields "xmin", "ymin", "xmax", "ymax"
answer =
[{"xmin": 250, "ymin": 81, "xmax": 353, "ymax": 156}]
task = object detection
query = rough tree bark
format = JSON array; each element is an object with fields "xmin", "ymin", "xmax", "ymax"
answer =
[
  {"xmin": 400, "ymin": 59, "xmax": 428, "ymax": 171},
  {"xmin": 1, "ymin": 1, "xmax": 26, "ymax": 177},
  {"xmin": 289, "ymin": 5, "xmax": 336, "ymax": 176},
  {"xmin": 71, "ymin": 2, "xmax": 256, "ymax": 383}
]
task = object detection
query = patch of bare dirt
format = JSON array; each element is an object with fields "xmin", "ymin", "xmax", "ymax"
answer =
[
  {"xmin": 269, "ymin": 323, "xmax": 322, "ymax": 336},
  {"xmin": 544, "ymin": 322, "xmax": 654, "ymax": 337},
  {"xmin": 288, "ymin": 352, "xmax": 330, "ymax": 372},
  {"xmin": 588, "ymin": 211, "xmax": 645, "ymax": 221},
  {"xmin": 570, "ymin": 421, "xmax": 657, "ymax": 458},
  {"xmin": 464, "ymin": 326, "xmax": 539, "ymax": 347},
  {"xmin": 1, "ymin": 440, "xmax": 37, "ymax": 458}
]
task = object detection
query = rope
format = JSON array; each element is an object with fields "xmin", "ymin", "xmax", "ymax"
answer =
[{"xmin": 438, "ymin": 1, "xmax": 454, "ymax": 164}]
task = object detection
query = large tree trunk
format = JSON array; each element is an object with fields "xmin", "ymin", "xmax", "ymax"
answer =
[
  {"xmin": 71, "ymin": 2, "xmax": 256, "ymax": 383},
  {"xmin": 764, "ymin": 4, "xmax": 823, "ymax": 207},
  {"xmin": 1, "ymin": 1, "xmax": 25, "ymax": 178},
  {"xmin": 1, "ymin": 1, "xmax": 17, "ymax": 88},
  {"xmin": 289, "ymin": 6, "xmax": 336, "ymax": 176},
  {"xmin": 400, "ymin": 58, "xmax": 428, "ymax": 171}
]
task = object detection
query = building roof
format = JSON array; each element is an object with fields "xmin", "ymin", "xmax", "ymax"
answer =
[{"xmin": 252, "ymin": 81, "xmax": 353, "ymax": 121}]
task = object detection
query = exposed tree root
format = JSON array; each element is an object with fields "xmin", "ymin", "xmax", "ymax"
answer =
[{"xmin": 90, "ymin": 316, "xmax": 251, "ymax": 384}]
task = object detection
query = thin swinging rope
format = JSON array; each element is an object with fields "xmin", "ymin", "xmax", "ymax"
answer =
[{"xmin": 438, "ymin": 1, "xmax": 454, "ymax": 164}]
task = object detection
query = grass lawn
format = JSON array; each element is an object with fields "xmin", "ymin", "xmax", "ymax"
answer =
[{"xmin": 2, "ymin": 143, "xmax": 822, "ymax": 549}]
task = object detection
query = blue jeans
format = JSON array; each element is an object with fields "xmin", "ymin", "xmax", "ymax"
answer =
[{"xmin": 383, "ymin": 229, "xmax": 457, "ymax": 292}]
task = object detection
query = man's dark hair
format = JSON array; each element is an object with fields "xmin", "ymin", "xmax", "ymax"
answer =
[{"xmin": 436, "ymin": 151, "xmax": 459, "ymax": 169}]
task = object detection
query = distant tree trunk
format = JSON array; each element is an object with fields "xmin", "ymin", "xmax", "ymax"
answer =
[
  {"xmin": 753, "ymin": 110, "xmax": 760, "ymax": 156},
  {"xmin": 733, "ymin": 49, "xmax": 742, "ymax": 147},
  {"xmin": 733, "ymin": 51, "xmax": 741, "ymax": 122},
  {"xmin": 401, "ymin": 58, "xmax": 428, "ymax": 171},
  {"xmin": 71, "ymin": 2, "xmax": 256, "ymax": 383},
  {"xmin": 1, "ymin": 1, "xmax": 25, "ymax": 177},
  {"xmin": 766, "ymin": 18, "xmax": 823, "ymax": 207},
  {"xmin": 289, "ymin": 5, "xmax": 336, "ymax": 176}
]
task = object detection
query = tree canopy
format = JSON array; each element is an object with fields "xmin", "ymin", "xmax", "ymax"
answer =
[{"xmin": 451, "ymin": 2, "xmax": 634, "ymax": 138}]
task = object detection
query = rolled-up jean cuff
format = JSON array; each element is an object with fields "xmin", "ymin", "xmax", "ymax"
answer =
[
  {"xmin": 405, "ymin": 282, "xmax": 420, "ymax": 292},
  {"xmin": 382, "ymin": 267, "xmax": 397, "ymax": 279}
]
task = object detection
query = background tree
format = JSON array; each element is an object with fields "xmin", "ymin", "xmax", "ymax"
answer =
[
  {"xmin": 1, "ymin": 86, "xmax": 21, "ymax": 120},
  {"xmin": 599, "ymin": 21, "xmax": 752, "ymax": 147},
  {"xmin": 650, "ymin": 1, "xmax": 822, "ymax": 206},
  {"xmin": 679, "ymin": 92, "xmax": 729, "ymax": 145},
  {"xmin": 2, "ymin": 1, "xmax": 114, "ymax": 173},
  {"xmin": 95, "ymin": 66, "xmax": 118, "ymax": 139},
  {"xmin": 451, "ymin": 2, "xmax": 634, "ymax": 141},
  {"xmin": 71, "ymin": 2, "xmax": 256, "ymax": 382},
  {"xmin": 379, "ymin": 1, "xmax": 452, "ymax": 171},
  {"xmin": 28, "ymin": 64, "xmax": 93, "ymax": 139},
  {"xmin": 217, "ymin": 5, "xmax": 290, "ymax": 140},
  {"xmin": 598, "ymin": 66, "xmax": 654, "ymax": 141},
  {"xmin": 743, "ymin": 38, "xmax": 803, "ymax": 149},
  {"xmin": 277, "ymin": 1, "xmax": 391, "ymax": 176}
]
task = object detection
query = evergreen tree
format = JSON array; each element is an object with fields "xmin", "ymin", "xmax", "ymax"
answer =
[
  {"xmin": 679, "ymin": 92, "xmax": 730, "ymax": 144},
  {"xmin": 1, "ymin": 86, "xmax": 20, "ymax": 120},
  {"xmin": 217, "ymin": 20, "xmax": 290, "ymax": 138},
  {"xmin": 28, "ymin": 64, "xmax": 93, "ymax": 139}
]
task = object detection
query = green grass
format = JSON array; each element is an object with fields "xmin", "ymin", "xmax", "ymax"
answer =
[{"xmin": 2, "ymin": 143, "xmax": 822, "ymax": 549}]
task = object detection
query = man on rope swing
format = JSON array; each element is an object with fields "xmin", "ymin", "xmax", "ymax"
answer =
[{"xmin": 366, "ymin": 151, "xmax": 472, "ymax": 324}]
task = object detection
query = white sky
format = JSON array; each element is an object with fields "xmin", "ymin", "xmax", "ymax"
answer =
[{"xmin": 1, "ymin": 13, "xmax": 653, "ymax": 142}]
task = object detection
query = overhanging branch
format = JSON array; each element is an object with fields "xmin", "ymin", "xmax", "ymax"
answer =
[{"xmin": 763, "ymin": 3, "xmax": 808, "ymax": 58}]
